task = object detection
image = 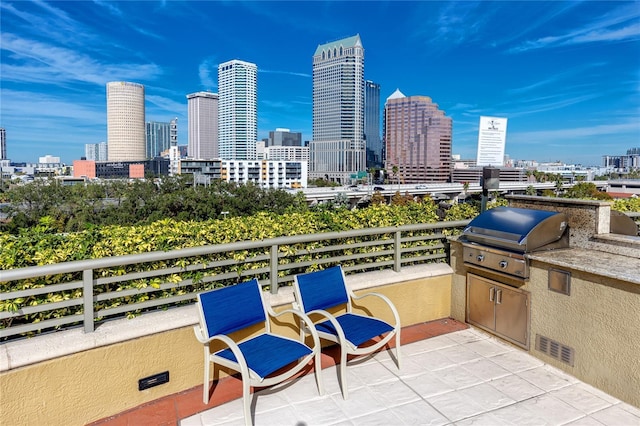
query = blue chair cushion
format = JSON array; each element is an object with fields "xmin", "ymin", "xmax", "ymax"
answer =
[
  {"xmin": 215, "ymin": 334, "xmax": 312, "ymax": 379},
  {"xmin": 199, "ymin": 280, "xmax": 266, "ymax": 338},
  {"xmin": 316, "ymin": 313, "xmax": 394, "ymax": 347},
  {"xmin": 296, "ymin": 266, "xmax": 349, "ymax": 312}
]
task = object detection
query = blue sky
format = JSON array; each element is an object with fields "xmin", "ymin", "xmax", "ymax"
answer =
[{"xmin": 1, "ymin": 1, "xmax": 639, "ymax": 166}]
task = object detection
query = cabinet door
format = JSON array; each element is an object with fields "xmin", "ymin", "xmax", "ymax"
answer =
[
  {"xmin": 495, "ymin": 286, "xmax": 529, "ymax": 347},
  {"xmin": 467, "ymin": 274, "xmax": 496, "ymax": 330}
]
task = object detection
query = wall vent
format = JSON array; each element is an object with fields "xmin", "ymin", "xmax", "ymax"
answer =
[{"xmin": 535, "ymin": 334, "xmax": 575, "ymax": 366}]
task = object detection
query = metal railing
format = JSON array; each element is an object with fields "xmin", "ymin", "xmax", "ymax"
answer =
[{"xmin": 0, "ymin": 220, "xmax": 470, "ymax": 340}]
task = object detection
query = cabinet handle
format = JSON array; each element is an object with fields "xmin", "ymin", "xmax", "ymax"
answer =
[
  {"xmin": 496, "ymin": 289, "xmax": 502, "ymax": 305},
  {"xmin": 489, "ymin": 287, "xmax": 495, "ymax": 302}
]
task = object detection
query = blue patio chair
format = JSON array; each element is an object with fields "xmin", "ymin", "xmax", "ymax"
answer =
[
  {"xmin": 194, "ymin": 278, "xmax": 323, "ymax": 426},
  {"xmin": 293, "ymin": 265, "xmax": 401, "ymax": 399}
]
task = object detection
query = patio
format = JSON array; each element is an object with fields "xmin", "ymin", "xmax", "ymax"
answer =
[{"xmin": 92, "ymin": 322, "xmax": 640, "ymax": 426}]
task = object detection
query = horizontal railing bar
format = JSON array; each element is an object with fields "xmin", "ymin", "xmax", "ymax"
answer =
[
  {"xmin": 0, "ymin": 280, "xmax": 84, "ymax": 301},
  {"xmin": 401, "ymin": 243, "xmax": 446, "ymax": 254},
  {"xmin": 0, "ymin": 315, "xmax": 82, "ymax": 339},
  {"xmin": 95, "ymin": 293, "xmax": 197, "ymax": 318},
  {"xmin": 0, "ymin": 298, "xmax": 83, "ymax": 319}
]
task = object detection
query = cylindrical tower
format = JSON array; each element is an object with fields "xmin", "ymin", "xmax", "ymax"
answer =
[{"xmin": 106, "ymin": 81, "xmax": 145, "ymax": 161}]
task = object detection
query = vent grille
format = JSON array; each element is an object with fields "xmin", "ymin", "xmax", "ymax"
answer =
[{"xmin": 535, "ymin": 334, "xmax": 575, "ymax": 366}]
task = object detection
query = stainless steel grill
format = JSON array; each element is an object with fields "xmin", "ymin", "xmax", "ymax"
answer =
[{"xmin": 460, "ymin": 206, "xmax": 569, "ymax": 279}]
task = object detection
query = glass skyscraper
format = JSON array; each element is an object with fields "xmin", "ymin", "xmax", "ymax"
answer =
[
  {"xmin": 311, "ymin": 34, "xmax": 365, "ymax": 183},
  {"xmin": 384, "ymin": 89, "xmax": 452, "ymax": 183},
  {"xmin": 365, "ymin": 80, "xmax": 382, "ymax": 169},
  {"xmin": 146, "ymin": 121, "xmax": 171, "ymax": 159},
  {"xmin": 218, "ymin": 60, "xmax": 257, "ymax": 160}
]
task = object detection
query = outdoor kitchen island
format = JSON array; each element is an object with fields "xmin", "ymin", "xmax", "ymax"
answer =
[{"xmin": 449, "ymin": 196, "xmax": 640, "ymax": 409}]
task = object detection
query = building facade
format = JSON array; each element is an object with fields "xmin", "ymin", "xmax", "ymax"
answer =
[
  {"xmin": 146, "ymin": 121, "xmax": 171, "ymax": 159},
  {"xmin": 106, "ymin": 81, "xmax": 146, "ymax": 161},
  {"xmin": 218, "ymin": 60, "xmax": 257, "ymax": 160},
  {"xmin": 602, "ymin": 147, "xmax": 640, "ymax": 171},
  {"xmin": 179, "ymin": 158, "xmax": 307, "ymax": 188},
  {"xmin": 384, "ymin": 89, "xmax": 452, "ymax": 183},
  {"xmin": 311, "ymin": 34, "xmax": 365, "ymax": 183},
  {"xmin": 187, "ymin": 92, "xmax": 218, "ymax": 160},
  {"xmin": 85, "ymin": 142, "xmax": 108, "ymax": 161},
  {"xmin": 73, "ymin": 159, "xmax": 169, "ymax": 179},
  {"xmin": 268, "ymin": 128, "xmax": 302, "ymax": 147},
  {"xmin": 0, "ymin": 128, "xmax": 6, "ymax": 160},
  {"xmin": 365, "ymin": 80, "xmax": 383, "ymax": 169}
]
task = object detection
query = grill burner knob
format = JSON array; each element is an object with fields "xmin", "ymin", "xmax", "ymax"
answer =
[
  {"xmin": 477, "ymin": 254, "xmax": 484, "ymax": 262},
  {"xmin": 499, "ymin": 260, "xmax": 508, "ymax": 269}
]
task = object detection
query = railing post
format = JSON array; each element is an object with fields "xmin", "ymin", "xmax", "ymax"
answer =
[
  {"xmin": 270, "ymin": 244, "xmax": 279, "ymax": 294},
  {"xmin": 83, "ymin": 269, "xmax": 94, "ymax": 333},
  {"xmin": 394, "ymin": 230, "xmax": 402, "ymax": 272}
]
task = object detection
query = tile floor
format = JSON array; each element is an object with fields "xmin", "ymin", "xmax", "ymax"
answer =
[{"xmin": 180, "ymin": 328, "xmax": 640, "ymax": 426}]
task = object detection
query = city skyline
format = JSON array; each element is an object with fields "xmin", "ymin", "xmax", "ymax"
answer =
[{"xmin": 1, "ymin": 1, "xmax": 639, "ymax": 166}]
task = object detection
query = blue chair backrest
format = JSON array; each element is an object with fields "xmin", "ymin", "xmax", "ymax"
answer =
[
  {"xmin": 198, "ymin": 279, "xmax": 267, "ymax": 338},
  {"xmin": 296, "ymin": 266, "xmax": 349, "ymax": 312}
]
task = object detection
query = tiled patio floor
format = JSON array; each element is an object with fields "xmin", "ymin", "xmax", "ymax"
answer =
[
  {"xmin": 94, "ymin": 320, "xmax": 640, "ymax": 425},
  {"xmin": 182, "ymin": 328, "xmax": 639, "ymax": 426}
]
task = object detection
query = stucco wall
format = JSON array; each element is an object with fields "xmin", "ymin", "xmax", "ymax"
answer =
[
  {"xmin": 0, "ymin": 264, "xmax": 452, "ymax": 426},
  {"xmin": 527, "ymin": 261, "xmax": 640, "ymax": 408},
  {"xmin": 450, "ymin": 237, "xmax": 639, "ymax": 408}
]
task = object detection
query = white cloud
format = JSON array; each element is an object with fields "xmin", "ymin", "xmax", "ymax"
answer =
[
  {"xmin": 198, "ymin": 59, "xmax": 217, "ymax": 90},
  {"xmin": 259, "ymin": 69, "xmax": 311, "ymax": 78},
  {"xmin": 511, "ymin": 3, "xmax": 640, "ymax": 52},
  {"xmin": 517, "ymin": 120, "xmax": 640, "ymax": 141},
  {"xmin": 1, "ymin": 33, "xmax": 162, "ymax": 86}
]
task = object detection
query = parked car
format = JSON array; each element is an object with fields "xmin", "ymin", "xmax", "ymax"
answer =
[{"xmin": 373, "ymin": 186, "xmax": 385, "ymax": 191}]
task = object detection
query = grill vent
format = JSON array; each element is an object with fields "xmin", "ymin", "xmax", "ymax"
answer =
[{"xmin": 535, "ymin": 334, "xmax": 575, "ymax": 366}]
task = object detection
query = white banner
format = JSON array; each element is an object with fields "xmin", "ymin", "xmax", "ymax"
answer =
[{"xmin": 476, "ymin": 116, "xmax": 508, "ymax": 166}]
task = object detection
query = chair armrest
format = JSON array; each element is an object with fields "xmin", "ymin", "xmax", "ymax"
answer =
[
  {"xmin": 193, "ymin": 324, "xmax": 208, "ymax": 344},
  {"xmin": 306, "ymin": 308, "xmax": 348, "ymax": 342},
  {"xmin": 271, "ymin": 308, "xmax": 322, "ymax": 349},
  {"xmin": 350, "ymin": 292, "xmax": 401, "ymax": 328}
]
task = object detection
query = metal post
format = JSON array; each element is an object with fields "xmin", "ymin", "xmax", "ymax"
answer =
[
  {"xmin": 270, "ymin": 244, "xmax": 279, "ymax": 294},
  {"xmin": 394, "ymin": 230, "xmax": 402, "ymax": 272},
  {"xmin": 83, "ymin": 269, "xmax": 94, "ymax": 333}
]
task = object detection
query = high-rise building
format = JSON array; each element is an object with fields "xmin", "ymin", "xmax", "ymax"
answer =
[
  {"xmin": 218, "ymin": 60, "xmax": 257, "ymax": 160},
  {"xmin": 170, "ymin": 118, "xmax": 178, "ymax": 147},
  {"xmin": 106, "ymin": 81, "xmax": 146, "ymax": 161},
  {"xmin": 311, "ymin": 34, "xmax": 365, "ymax": 183},
  {"xmin": 187, "ymin": 92, "xmax": 218, "ymax": 160},
  {"xmin": 0, "ymin": 128, "xmax": 6, "ymax": 160},
  {"xmin": 384, "ymin": 89, "xmax": 452, "ymax": 183},
  {"xmin": 268, "ymin": 128, "xmax": 302, "ymax": 147},
  {"xmin": 146, "ymin": 121, "xmax": 171, "ymax": 159},
  {"xmin": 85, "ymin": 142, "xmax": 108, "ymax": 161},
  {"xmin": 365, "ymin": 80, "xmax": 382, "ymax": 169}
]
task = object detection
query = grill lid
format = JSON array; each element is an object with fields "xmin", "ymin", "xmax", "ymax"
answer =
[{"xmin": 461, "ymin": 206, "xmax": 569, "ymax": 253}]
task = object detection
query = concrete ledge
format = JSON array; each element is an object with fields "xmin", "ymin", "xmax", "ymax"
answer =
[{"xmin": 0, "ymin": 263, "xmax": 452, "ymax": 372}]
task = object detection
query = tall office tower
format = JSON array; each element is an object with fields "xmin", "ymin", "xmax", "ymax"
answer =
[
  {"xmin": 106, "ymin": 81, "xmax": 146, "ymax": 161},
  {"xmin": 170, "ymin": 118, "xmax": 178, "ymax": 146},
  {"xmin": 365, "ymin": 80, "xmax": 382, "ymax": 169},
  {"xmin": 85, "ymin": 142, "xmax": 108, "ymax": 161},
  {"xmin": 268, "ymin": 128, "xmax": 302, "ymax": 147},
  {"xmin": 187, "ymin": 92, "xmax": 218, "ymax": 159},
  {"xmin": 146, "ymin": 121, "xmax": 171, "ymax": 159},
  {"xmin": 0, "ymin": 128, "xmax": 6, "ymax": 160},
  {"xmin": 218, "ymin": 60, "xmax": 257, "ymax": 160},
  {"xmin": 311, "ymin": 34, "xmax": 365, "ymax": 183},
  {"xmin": 384, "ymin": 89, "xmax": 452, "ymax": 183}
]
